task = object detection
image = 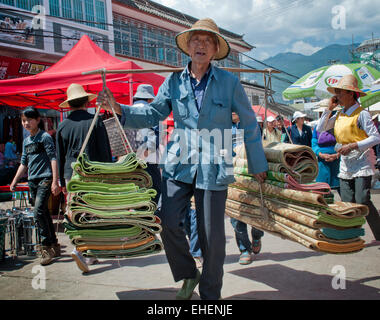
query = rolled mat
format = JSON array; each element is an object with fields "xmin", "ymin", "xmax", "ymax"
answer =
[
  {"xmin": 234, "ymin": 142, "xmax": 318, "ymax": 183},
  {"xmin": 69, "ymin": 197, "xmax": 157, "ymax": 213},
  {"xmin": 72, "ymin": 169, "xmax": 152, "ymax": 188},
  {"xmin": 69, "ymin": 229, "xmax": 152, "ymax": 245},
  {"xmin": 321, "ymin": 227, "xmax": 365, "ymax": 240},
  {"xmin": 70, "ymin": 231, "xmax": 151, "ymax": 246},
  {"xmin": 81, "ymin": 239, "xmax": 163, "ymax": 258},
  {"xmin": 70, "ymin": 189, "xmax": 157, "ymax": 208},
  {"xmin": 233, "ymin": 168, "xmax": 331, "ymax": 194},
  {"xmin": 226, "ymin": 199, "xmax": 360, "ymax": 243},
  {"xmin": 68, "ymin": 203, "xmax": 157, "ymax": 219},
  {"xmin": 233, "ymin": 174, "xmax": 327, "ymax": 207},
  {"xmin": 76, "ymin": 234, "xmax": 156, "ymax": 251},
  {"xmin": 66, "ymin": 210, "xmax": 162, "ymax": 233},
  {"xmin": 228, "ymin": 187, "xmax": 326, "ymax": 228},
  {"xmin": 225, "ymin": 208, "xmax": 365, "ymax": 253},
  {"xmin": 228, "ymin": 186, "xmax": 366, "ymax": 228},
  {"xmin": 67, "ymin": 178, "xmax": 139, "ymax": 194},
  {"xmin": 72, "ymin": 152, "xmax": 147, "ymax": 175},
  {"xmin": 65, "ymin": 225, "xmax": 145, "ymax": 238}
]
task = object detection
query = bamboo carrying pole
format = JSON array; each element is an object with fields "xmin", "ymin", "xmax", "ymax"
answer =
[{"xmin": 82, "ymin": 67, "xmax": 281, "ymax": 76}]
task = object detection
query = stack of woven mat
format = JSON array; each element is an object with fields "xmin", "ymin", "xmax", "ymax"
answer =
[
  {"xmin": 64, "ymin": 153, "xmax": 163, "ymax": 259},
  {"xmin": 226, "ymin": 142, "xmax": 367, "ymax": 254}
]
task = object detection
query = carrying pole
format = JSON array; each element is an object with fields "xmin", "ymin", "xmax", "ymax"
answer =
[{"xmin": 82, "ymin": 67, "xmax": 281, "ymax": 76}]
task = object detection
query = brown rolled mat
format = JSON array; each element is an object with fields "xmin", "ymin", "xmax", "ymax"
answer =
[
  {"xmin": 234, "ymin": 142, "xmax": 318, "ymax": 183},
  {"xmin": 228, "ymin": 186, "xmax": 367, "ymax": 230},
  {"xmin": 263, "ymin": 142, "xmax": 317, "ymax": 165},
  {"xmin": 226, "ymin": 199, "xmax": 356, "ymax": 243},
  {"xmin": 228, "ymin": 187, "xmax": 322, "ymax": 228},
  {"xmin": 76, "ymin": 234, "xmax": 156, "ymax": 252},
  {"xmin": 233, "ymin": 174, "xmax": 327, "ymax": 207},
  {"xmin": 274, "ymin": 220, "xmax": 365, "ymax": 253},
  {"xmin": 225, "ymin": 208, "xmax": 365, "ymax": 253},
  {"xmin": 74, "ymin": 168, "xmax": 153, "ymax": 188},
  {"xmin": 225, "ymin": 207, "xmax": 314, "ymax": 249},
  {"xmin": 70, "ymin": 229, "xmax": 152, "ymax": 246},
  {"xmin": 327, "ymin": 201, "xmax": 369, "ymax": 218}
]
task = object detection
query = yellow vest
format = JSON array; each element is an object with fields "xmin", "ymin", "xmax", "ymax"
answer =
[{"xmin": 334, "ymin": 106, "xmax": 368, "ymax": 145}]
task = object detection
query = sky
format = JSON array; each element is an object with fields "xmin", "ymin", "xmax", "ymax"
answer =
[{"xmin": 154, "ymin": 0, "xmax": 380, "ymax": 61}]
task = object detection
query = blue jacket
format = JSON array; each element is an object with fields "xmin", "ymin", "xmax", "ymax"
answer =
[
  {"xmin": 284, "ymin": 123, "xmax": 312, "ymax": 147},
  {"xmin": 121, "ymin": 64, "xmax": 268, "ymax": 191}
]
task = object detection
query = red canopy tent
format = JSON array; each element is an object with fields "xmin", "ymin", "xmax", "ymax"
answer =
[{"xmin": 0, "ymin": 35, "xmax": 165, "ymax": 111}]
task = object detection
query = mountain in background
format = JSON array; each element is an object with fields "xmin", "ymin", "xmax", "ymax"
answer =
[{"xmin": 244, "ymin": 43, "xmax": 359, "ymax": 104}]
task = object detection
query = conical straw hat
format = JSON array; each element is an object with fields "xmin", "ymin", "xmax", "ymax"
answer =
[
  {"xmin": 175, "ymin": 18, "xmax": 230, "ymax": 61},
  {"xmin": 327, "ymin": 74, "xmax": 366, "ymax": 97},
  {"xmin": 59, "ymin": 83, "xmax": 97, "ymax": 108}
]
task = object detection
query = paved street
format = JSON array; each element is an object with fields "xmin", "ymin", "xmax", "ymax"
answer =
[{"xmin": 0, "ymin": 190, "xmax": 379, "ymax": 301}]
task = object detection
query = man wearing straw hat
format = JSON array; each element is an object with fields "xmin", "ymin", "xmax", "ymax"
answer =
[
  {"xmin": 98, "ymin": 18, "xmax": 268, "ymax": 300},
  {"xmin": 316, "ymin": 74, "xmax": 380, "ymax": 241},
  {"xmin": 56, "ymin": 83, "xmax": 112, "ymax": 272}
]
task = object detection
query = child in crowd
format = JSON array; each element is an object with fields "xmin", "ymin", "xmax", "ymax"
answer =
[{"xmin": 10, "ymin": 107, "xmax": 61, "ymax": 265}]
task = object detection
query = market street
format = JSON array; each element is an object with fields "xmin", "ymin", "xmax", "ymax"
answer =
[{"xmin": 0, "ymin": 189, "xmax": 379, "ymax": 300}]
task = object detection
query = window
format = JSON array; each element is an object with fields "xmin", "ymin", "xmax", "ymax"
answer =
[
  {"xmin": 0, "ymin": 0, "xmax": 107, "ymax": 29},
  {"xmin": 114, "ymin": 14, "xmax": 184, "ymax": 66},
  {"xmin": 0, "ymin": 0, "xmax": 14, "ymax": 5},
  {"xmin": 49, "ymin": 0, "xmax": 60, "ymax": 16},
  {"xmin": 143, "ymin": 28, "xmax": 157, "ymax": 61},
  {"xmin": 73, "ymin": 0, "xmax": 83, "ymax": 21},
  {"xmin": 16, "ymin": 0, "xmax": 29, "ymax": 9},
  {"xmin": 62, "ymin": 0, "xmax": 72, "ymax": 19},
  {"xmin": 1, "ymin": 0, "xmax": 42, "ymax": 10},
  {"xmin": 84, "ymin": 0, "xmax": 95, "ymax": 27},
  {"xmin": 95, "ymin": 0, "xmax": 106, "ymax": 29},
  {"xmin": 130, "ymin": 24, "xmax": 139, "ymax": 58}
]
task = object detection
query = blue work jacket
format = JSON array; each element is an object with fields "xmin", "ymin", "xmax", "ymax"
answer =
[
  {"xmin": 284, "ymin": 123, "xmax": 313, "ymax": 147},
  {"xmin": 120, "ymin": 64, "xmax": 268, "ymax": 191}
]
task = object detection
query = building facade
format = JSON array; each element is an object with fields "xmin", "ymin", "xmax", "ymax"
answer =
[
  {"xmin": 0, "ymin": 0, "xmax": 271, "ymax": 153},
  {"xmin": 0, "ymin": 0, "xmax": 254, "ymax": 76}
]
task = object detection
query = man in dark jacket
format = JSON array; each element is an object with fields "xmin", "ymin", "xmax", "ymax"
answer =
[
  {"xmin": 56, "ymin": 83, "xmax": 112, "ymax": 273},
  {"xmin": 284, "ymin": 111, "xmax": 312, "ymax": 147}
]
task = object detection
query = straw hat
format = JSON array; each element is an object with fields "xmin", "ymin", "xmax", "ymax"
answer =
[
  {"xmin": 175, "ymin": 18, "xmax": 230, "ymax": 61},
  {"xmin": 327, "ymin": 74, "xmax": 366, "ymax": 97},
  {"xmin": 59, "ymin": 83, "xmax": 97, "ymax": 108}
]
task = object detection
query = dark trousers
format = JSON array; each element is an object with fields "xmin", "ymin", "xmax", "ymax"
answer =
[
  {"xmin": 340, "ymin": 176, "xmax": 380, "ymax": 240},
  {"xmin": 159, "ymin": 177, "xmax": 227, "ymax": 300},
  {"xmin": 146, "ymin": 163, "xmax": 162, "ymax": 211},
  {"xmin": 28, "ymin": 178, "xmax": 57, "ymax": 246},
  {"xmin": 230, "ymin": 218, "xmax": 264, "ymax": 253}
]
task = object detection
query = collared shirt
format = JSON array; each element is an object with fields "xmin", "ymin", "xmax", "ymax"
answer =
[
  {"xmin": 188, "ymin": 63, "xmax": 211, "ymax": 112},
  {"xmin": 120, "ymin": 64, "xmax": 268, "ymax": 191},
  {"xmin": 316, "ymin": 102, "xmax": 380, "ymax": 178}
]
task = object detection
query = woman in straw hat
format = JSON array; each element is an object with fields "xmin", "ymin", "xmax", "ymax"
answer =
[
  {"xmin": 56, "ymin": 83, "xmax": 112, "ymax": 272},
  {"xmin": 98, "ymin": 18, "xmax": 267, "ymax": 300},
  {"xmin": 316, "ymin": 74, "xmax": 380, "ymax": 241}
]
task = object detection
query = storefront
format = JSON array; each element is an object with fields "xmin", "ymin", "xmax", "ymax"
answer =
[{"xmin": 0, "ymin": 55, "xmax": 58, "ymax": 172}]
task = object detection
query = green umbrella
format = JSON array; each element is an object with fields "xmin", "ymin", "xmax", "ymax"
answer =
[{"xmin": 282, "ymin": 63, "xmax": 380, "ymax": 108}]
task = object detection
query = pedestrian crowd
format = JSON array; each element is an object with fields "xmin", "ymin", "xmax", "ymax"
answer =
[{"xmin": 7, "ymin": 18, "xmax": 380, "ymax": 301}]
